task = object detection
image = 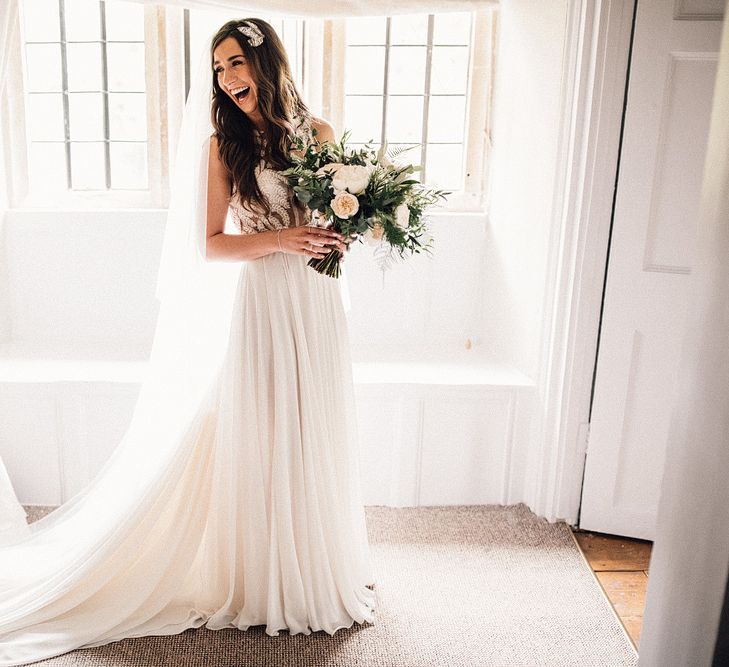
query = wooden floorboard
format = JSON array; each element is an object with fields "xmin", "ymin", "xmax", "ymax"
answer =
[{"xmin": 571, "ymin": 528, "xmax": 653, "ymax": 649}]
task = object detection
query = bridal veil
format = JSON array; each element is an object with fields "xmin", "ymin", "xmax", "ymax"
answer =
[{"xmin": 0, "ymin": 27, "xmax": 239, "ymax": 632}]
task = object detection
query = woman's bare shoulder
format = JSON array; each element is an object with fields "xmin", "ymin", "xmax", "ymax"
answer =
[{"xmin": 309, "ymin": 116, "xmax": 336, "ymax": 144}]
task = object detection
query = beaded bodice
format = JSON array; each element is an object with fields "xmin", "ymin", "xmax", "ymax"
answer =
[{"xmin": 228, "ymin": 114, "xmax": 315, "ymax": 235}]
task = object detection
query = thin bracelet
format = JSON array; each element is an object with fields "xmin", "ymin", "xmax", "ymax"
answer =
[{"xmin": 277, "ymin": 228, "xmax": 283, "ymax": 253}]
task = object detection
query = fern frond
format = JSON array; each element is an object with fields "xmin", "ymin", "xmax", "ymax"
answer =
[
  {"xmin": 387, "ymin": 144, "xmax": 418, "ymax": 161},
  {"xmin": 372, "ymin": 240, "xmax": 399, "ymax": 275}
]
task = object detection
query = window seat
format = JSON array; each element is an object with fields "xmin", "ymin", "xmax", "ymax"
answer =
[
  {"xmin": 0, "ymin": 340, "xmax": 537, "ymax": 506},
  {"xmin": 0, "ymin": 341, "xmax": 535, "ymax": 389}
]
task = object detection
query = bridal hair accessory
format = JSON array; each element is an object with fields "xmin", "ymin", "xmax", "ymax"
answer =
[{"xmin": 238, "ymin": 21, "xmax": 264, "ymax": 47}]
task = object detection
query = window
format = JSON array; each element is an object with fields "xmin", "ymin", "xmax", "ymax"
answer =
[
  {"xmin": 19, "ymin": 0, "xmax": 149, "ymax": 201},
  {"xmin": 11, "ymin": 6, "xmax": 496, "ymax": 210},
  {"xmin": 184, "ymin": 9, "xmax": 305, "ymax": 100},
  {"xmin": 331, "ymin": 10, "xmax": 497, "ymax": 209},
  {"xmin": 343, "ymin": 13, "xmax": 472, "ymax": 192},
  {"xmin": 180, "ymin": 10, "xmax": 496, "ymax": 209}
]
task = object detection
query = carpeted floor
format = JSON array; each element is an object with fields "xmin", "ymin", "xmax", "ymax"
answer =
[{"xmin": 20, "ymin": 504, "xmax": 638, "ymax": 666}]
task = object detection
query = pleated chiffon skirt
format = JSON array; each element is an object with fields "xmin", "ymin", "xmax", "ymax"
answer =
[{"xmin": 0, "ymin": 251, "xmax": 376, "ymax": 666}]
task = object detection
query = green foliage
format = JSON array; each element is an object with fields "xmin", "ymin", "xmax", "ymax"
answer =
[{"xmin": 283, "ymin": 129, "xmax": 449, "ymax": 277}]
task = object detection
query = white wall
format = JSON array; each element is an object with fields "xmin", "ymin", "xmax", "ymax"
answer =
[
  {"xmin": 486, "ymin": 0, "xmax": 569, "ymax": 380},
  {"xmin": 0, "ymin": 209, "xmax": 536, "ymax": 506},
  {"xmin": 345, "ymin": 213, "xmax": 490, "ymax": 360},
  {"xmin": 0, "ymin": 0, "xmax": 584, "ymax": 514},
  {"xmin": 1, "ymin": 209, "xmax": 496, "ymax": 362},
  {"xmin": 4, "ymin": 210, "xmax": 164, "ymax": 352}
]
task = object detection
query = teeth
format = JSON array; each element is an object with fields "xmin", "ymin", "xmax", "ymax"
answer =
[{"xmin": 231, "ymin": 86, "xmax": 250, "ymax": 98}]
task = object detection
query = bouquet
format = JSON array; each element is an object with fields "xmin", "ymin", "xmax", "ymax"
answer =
[{"xmin": 282, "ymin": 129, "xmax": 449, "ymax": 278}]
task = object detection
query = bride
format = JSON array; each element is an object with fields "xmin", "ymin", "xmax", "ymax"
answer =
[{"xmin": 0, "ymin": 18, "xmax": 377, "ymax": 665}]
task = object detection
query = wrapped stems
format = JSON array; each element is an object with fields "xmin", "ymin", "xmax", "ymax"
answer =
[{"xmin": 308, "ymin": 247, "xmax": 343, "ymax": 278}]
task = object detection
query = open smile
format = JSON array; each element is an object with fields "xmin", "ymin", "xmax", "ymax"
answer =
[{"xmin": 230, "ymin": 86, "xmax": 251, "ymax": 103}]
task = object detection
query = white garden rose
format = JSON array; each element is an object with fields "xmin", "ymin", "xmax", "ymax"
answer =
[
  {"xmin": 394, "ymin": 203, "xmax": 410, "ymax": 230},
  {"xmin": 331, "ymin": 164, "xmax": 372, "ymax": 195},
  {"xmin": 330, "ymin": 191, "xmax": 360, "ymax": 219},
  {"xmin": 316, "ymin": 162, "xmax": 344, "ymax": 177}
]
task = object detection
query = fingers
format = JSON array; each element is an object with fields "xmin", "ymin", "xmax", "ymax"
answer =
[
  {"xmin": 301, "ymin": 238, "xmax": 347, "ymax": 258},
  {"xmin": 301, "ymin": 241, "xmax": 329, "ymax": 259},
  {"xmin": 307, "ymin": 234, "xmax": 347, "ymax": 253},
  {"xmin": 282, "ymin": 225, "xmax": 349, "ymax": 257},
  {"xmin": 301, "ymin": 238, "xmax": 351, "ymax": 261},
  {"xmin": 307, "ymin": 227, "xmax": 345, "ymax": 242},
  {"xmin": 305, "ymin": 248, "xmax": 328, "ymax": 259}
]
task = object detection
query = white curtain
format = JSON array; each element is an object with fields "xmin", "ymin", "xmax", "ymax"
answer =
[
  {"xmin": 123, "ymin": 0, "xmax": 495, "ymax": 17},
  {"xmin": 0, "ymin": 0, "xmax": 28, "ymax": 540}
]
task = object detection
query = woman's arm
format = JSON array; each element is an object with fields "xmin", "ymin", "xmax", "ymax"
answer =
[
  {"xmin": 205, "ymin": 135, "xmax": 275, "ymax": 262},
  {"xmin": 206, "ymin": 135, "xmax": 346, "ymax": 262}
]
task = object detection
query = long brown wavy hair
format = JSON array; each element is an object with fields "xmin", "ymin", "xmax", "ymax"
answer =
[{"xmin": 210, "ymin": 18, "xmax": 311, "ymax": 216}]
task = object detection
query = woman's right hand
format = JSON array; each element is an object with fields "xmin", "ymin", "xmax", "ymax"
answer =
[{"xmin": 277, "ymin": 225, "xmax": 347, "ymax": 259}]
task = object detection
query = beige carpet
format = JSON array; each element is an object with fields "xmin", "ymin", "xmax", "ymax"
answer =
[{"xmin": 18, "ymin": 504, "xmax": 638, "ymax": 666}]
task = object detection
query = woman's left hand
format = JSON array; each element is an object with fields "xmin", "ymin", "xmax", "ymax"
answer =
[{"xmin": 291, "ymin": 199, "xmax": 356, "ymax": 264}]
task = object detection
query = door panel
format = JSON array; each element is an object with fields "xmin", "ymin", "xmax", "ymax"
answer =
[{"xmin": 579, "ymin": 0, "xmax": 723, "ymax": 540}]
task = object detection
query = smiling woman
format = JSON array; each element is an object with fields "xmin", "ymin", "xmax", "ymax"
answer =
[
  {"xmin": 205, "ymin": 18, "xmax": 341, "ymax": 261},
  {"xmin": 213, "ymin": 36, "xmax": 261, "ymax": 120},
  {"xmin": 0, "ymin": 15, "xmax": 376, "ymax": 665}
]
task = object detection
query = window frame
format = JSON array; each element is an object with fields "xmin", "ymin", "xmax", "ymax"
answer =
[
  {"xmin": 335, "ymin": 9, "xmax": 497, "ymax": 212},
  {"xmin": 5, "ymin": 6, "xmax": 497, "ymax": 213},
  {"xmin": 9, "ymin": 1, "xmax": 164, "ymax": 210},
  {"xmin": 196, "ymin": 10, "xmax": 498, "ymax": 212}
]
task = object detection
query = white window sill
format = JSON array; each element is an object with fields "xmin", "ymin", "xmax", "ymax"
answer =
[
  {"xmin": 15, "ymin": 190, "xmax": 158, "ymax": 210},
  {"xmin": 8, "ymin": 204, "xmax": 488, "ymax": 222},
  {"xmin": 0, "ymin": 340, "xmax": 534, "ymax": 389}
]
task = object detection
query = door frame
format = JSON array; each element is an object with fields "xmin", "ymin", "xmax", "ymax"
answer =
[{"xmin": 526, "ymin": 0, "xmax": 636, "ymax": 524}]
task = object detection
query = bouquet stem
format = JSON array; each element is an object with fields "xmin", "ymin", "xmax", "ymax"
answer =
[{"xmin": 307, "ymin": 248, "xmax": 342, "ymax": 278}]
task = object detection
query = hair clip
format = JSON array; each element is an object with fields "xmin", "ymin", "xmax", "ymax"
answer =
[{"xmin": 237, "ymin": 21, "xmax": 264, "ymax": 47}]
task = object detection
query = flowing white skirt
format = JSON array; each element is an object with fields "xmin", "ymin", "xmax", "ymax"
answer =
[{"xmin": 0, "ymin": 252, "xmax": 376, "ymax": 666}]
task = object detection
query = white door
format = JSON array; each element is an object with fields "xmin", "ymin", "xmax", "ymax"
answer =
[{"xmin": 579, "ymin": 0, "xmax": 724, "ymax": 540}]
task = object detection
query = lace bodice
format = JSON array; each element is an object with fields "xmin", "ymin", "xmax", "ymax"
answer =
[{"xmin": 228, "ymin": 114, "xmax": 315, "ymax": 235}]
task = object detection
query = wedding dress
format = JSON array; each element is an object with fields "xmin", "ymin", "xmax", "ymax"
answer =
[{"xmin": 0, "ymin": 108, "xmax": 376, "ymax": 665}]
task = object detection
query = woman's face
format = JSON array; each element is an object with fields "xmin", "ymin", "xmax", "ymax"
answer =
[{"xmin": 213, "ymin": 36, "xmax": 260, "ymax": 119}]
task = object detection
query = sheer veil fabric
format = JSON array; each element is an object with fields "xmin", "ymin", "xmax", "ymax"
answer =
[
  {"xmin": 0, "ymin": 1, "xmax": 29, "ymax": 538},
  {"xmin": 0, "ymin": 30, "xmax": 375, "ymax": 665}
]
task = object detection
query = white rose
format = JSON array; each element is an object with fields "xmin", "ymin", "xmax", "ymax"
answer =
[
  {"xmin": 330, "ymin": 191, "xmax": 360, "ymax": 219},
  {"xmin": 394, "ymin": 203, "xmax": 410, "ymax": 230},
  {"xmin": 316, "ymin": 162, "xmax": 344, "ymax": 178},
  {"xmin": 331, "ymin": 164, "xmax": 371, "ymax": 195}
]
